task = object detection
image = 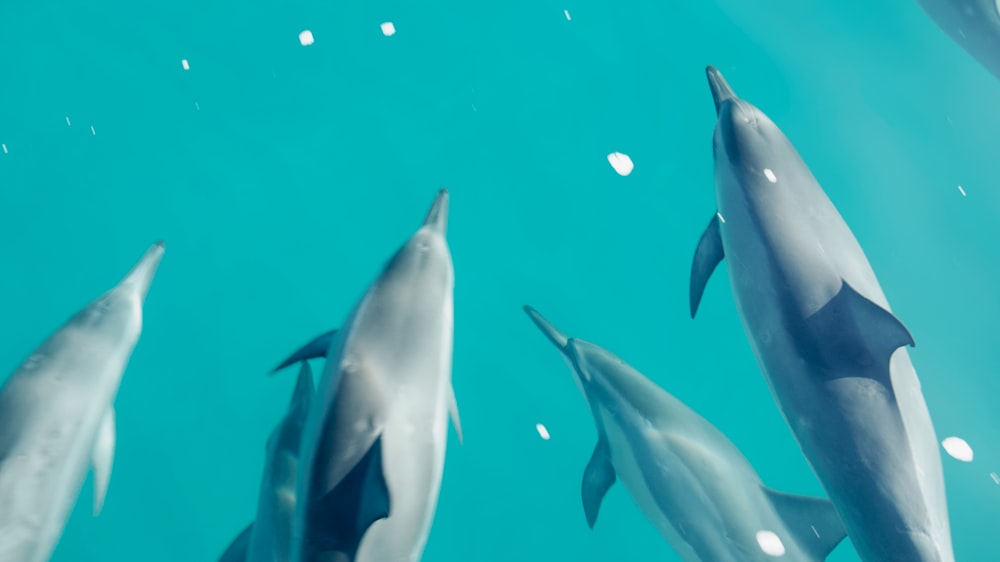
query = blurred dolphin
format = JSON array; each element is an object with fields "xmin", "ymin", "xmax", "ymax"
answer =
[
  {"xmin": 916, "ymin": 0, "xmax": 1000, "ymax": 80},
  {"xmin": 0, "ymin": 242, "xmax": 165, "ymax": 562},
  {"xmin": 219, "ymin": 361, "xmax": 315, "ymax": 562}
]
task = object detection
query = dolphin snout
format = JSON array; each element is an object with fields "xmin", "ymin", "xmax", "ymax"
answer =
[
  {"xmin": 121, "ymin": 241, "xmax": 165, "ymax": 303},
  {"xmin": 423, "ymin": 188, "xmax": 449, "ymax": 235},
  {"xmin": 706, "ymin": 65, "xmax": 737, "ymax": 115}
]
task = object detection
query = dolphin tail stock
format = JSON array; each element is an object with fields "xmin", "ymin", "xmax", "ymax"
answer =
[
  {"xmin": 689, "ymin": 213, "xmax": 725, "ymax": 318},
  {"xmin": 218, "ymin": 523, "xmax": 253, "ymax": 562},
  {"xmin": 522, "ymin": 305, "xmax": 569, "ymax": 349},
  {"xmin": 271, "ymin": 329, "xmax": 338, "ymax": 373},
  {"xmin": 422, "ymin": 188, "xmax": 449, "ymax": 235},
  {"xmin": 309, "ymin": 434, "xmax": 392, "ymax": 562},
  {"xmin": 761, "ymin": 486, "xmax": 847, "ymax": 561},
  {"xmin": 705, "ymin": 65, "xmax": 737, "ymax": 115}
]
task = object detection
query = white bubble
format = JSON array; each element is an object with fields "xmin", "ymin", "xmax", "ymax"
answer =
[
  {"xmin": 756, "ymin": 530, "xmax": 786, "ymax": 557},
  {"xmin": 607, "ymin": 152, "xmax": 634, "ymax": 176},
  {"xmin": 564, "ymin": 9, "xmax": 572, "ymax": 20},
  {"xmin": 764, "ymin": 168, "xmax": 777, "ymax": 183},
  {"xmin": 535, "ymin": 423, "xmax": 550, "ymax": 440},
  {"xmin": 957, "ymin": 185, "xmax": 967, "ymax": 197},
  {"xmin": 942, "ymin": 436, "xmax": 974, "ymax": 462},
  {"xmin": 299, "ymin": 30, "xmax": 314, "ymax": 46},
  {"xmin": 181, "ymin": 59, "xmax": 190, "ymax": 70},
  {"xmin": 381, "ymin": 22, "xmax": 396, "ymax": 36}
]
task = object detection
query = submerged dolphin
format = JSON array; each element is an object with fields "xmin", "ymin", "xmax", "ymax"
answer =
[
  {"xmin": 916, "ymin": 0, "xmax": 1000, "ymax": 80},
  {"xmin": 523, "ymin": 306, "xmax": 847, "ymax": 562},
  {"xmin": 0, "ymin": 242, "xmax": 165, "ymax": 562},
  {"xmin": 281, "ymin": 189, "xmax": 461, "ymax": 562},
  {"xmin": 220, "ymin": 361, "xmax": 315, "ymax": 562},
  {"xmin": 690, "ymin": 66, "xmax": 953, "ymax": 561}
]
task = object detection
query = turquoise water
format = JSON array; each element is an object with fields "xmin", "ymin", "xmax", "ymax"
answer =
[{"xmin": 2, "ymin": 0, "xmax": 1000, "ymax": 560}]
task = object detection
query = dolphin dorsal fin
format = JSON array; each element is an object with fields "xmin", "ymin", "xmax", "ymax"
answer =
[
  {"xmin": 272, "ymin": 329, "xmax": 339, "ymax": 373},
  {"xmin": 804, "ymin": 280, "xmax": 914, "ymax": 380},
  {"xmin": 762, "ymin": 486, "xmax": 847, "ymax": 560},
  {"xmin": 581, "ymin": 437, "xmax": 616, "ymax": 529},
  {"xmin": 690, "ymin": 213, "xmax": 725, "ymax": 318}
]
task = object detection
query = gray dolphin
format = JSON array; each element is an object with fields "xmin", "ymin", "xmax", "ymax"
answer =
[
  {"xmin": 0, "ymin": 242, "xmax": 165, "ymax": 562},
  {"xmin": 523, "ymin": 306, "xmax": 848, "ymax": 562},
  {"xmin": 690, "ymin": 66, "xmax": 953, "ymax": 561},
  {"xmin": 916, "ymin": 0, "xmax": 1000, "ymax": 80},
  {"xmin": 219, "ymin": 361, "xmax": 315, "ymax": 562},
  {"xmin": 283, "ymin": 189, "xmax": 461, "ymax": 562}
]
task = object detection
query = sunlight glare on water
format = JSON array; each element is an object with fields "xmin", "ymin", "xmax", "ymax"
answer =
[{"xmin": 755, "ymin": 530, "xmax": 785, "ymax": 557}]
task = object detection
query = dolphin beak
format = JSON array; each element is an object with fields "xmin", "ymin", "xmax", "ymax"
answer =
[
  {"xmin": 423, "ymin": 188, "xmax": 449, "ymax": 235},
  {"xmin": 523, "ymin": 305, "xmax": 569, "ymax": 350},
  {"xmin": 120, "ymin": 241, "xmax": 165, "ymax": 303},
  {"xmin": 706, "ymin": 65, "xmax": 737, "ymax": 115}
]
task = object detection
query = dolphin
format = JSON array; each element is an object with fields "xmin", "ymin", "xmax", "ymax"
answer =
[
  {"xmin": 219, "ymin": 361, "xmax": 315, "ymax": 562},
  {"xmin": 523, "ymin": 306, "xmax": 848, "ymax": 562},
  {"xmin": 0, "ymin": 241, "xmax": 165, "ymax": 562},
  {"xmin": 281, "ymin": 188, "xmax": 461, "ymax": 562},
  {"xmin": 916, "ymin": 0, "xmax": 1000, "ymax": 80},
  {"xmin": 690, "ymin": 66, "xmax": 954, "ymax": 561}
]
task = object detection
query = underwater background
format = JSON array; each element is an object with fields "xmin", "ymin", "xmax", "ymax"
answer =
[{"xmin": 1, "ymin": 0, "xmax": 999, "ymax": 560}]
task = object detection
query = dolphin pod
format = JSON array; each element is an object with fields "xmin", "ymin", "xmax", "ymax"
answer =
[
  {"xmin": 219, "ymin": 361, "xmax": 315, "ymax": 562},
  {"xmin": 690, "ymin": 66, "xmax": 953, "ymax": 561},
  {"xmin": 916, "ymin": 0, "xmax": 1000, "ymax": 80},
  {"xmin": 273, "ymin": 188, "xmax": 461, "ymax": 562},
  {"xmin": 523, "ymin": 306, "xmax": 848, "ymax": 562},
  {"xmin": 0, "ymin": 242, "xmax": 164, "ymax": 562}
]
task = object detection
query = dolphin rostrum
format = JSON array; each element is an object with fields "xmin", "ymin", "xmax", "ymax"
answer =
[
  {"xmin": 523, "ymin": 306, "xmax": 848, "ymax": 562},
  {"xmin": 691, "ymin": 66, "xmax": 954, "ymax": 561},
  {"xmin": 0, "ymin": 241, "xmax": 165, "ymax": 562},
  {"xmin": 219, "ymin": 361, "xmax": 315, "ymax": 562},
  {"xmin": 279, "ymin": 189, "xmax": 461, "ymax": 562},
  {"xmin": 916, "ymin": 0, "xmax": 1000, "ymax": 80}
]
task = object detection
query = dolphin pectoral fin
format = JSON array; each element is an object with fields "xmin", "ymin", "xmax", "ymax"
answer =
[
  {"xmin": 272, "ymin": 329, "xmax": 338, "ymax": 373},
  {"xmin": 806, "ymin": 280, "xmax": 915, "ymax": 378},
  {"xmin": 311, "ymin": 435, "xmax": 391, "ymax": 562},
  {"xmin": 92, "ymin": 407, "xmax": 116, "ymax": 516},
  {"xmin": 690, "ymin": 213, "xmax": 725, "ymax": 318},
  {"xmin": 581, "ymin": 437, "xmax": 616, "ymax": 529},
  {"xmin": 762, "ymin": 486, "xmax": 847, "ymax": 560},
  {"xmin": 218, "ymin": 523, "xmax": 253, "ymax": 562},
  {"xmin": 448, "ymin": 383, "xmax": 463, "ymax": 445}
]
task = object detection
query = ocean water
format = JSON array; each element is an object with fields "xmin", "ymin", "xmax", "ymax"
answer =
[{"xmin": 1, "ymin": 0, "xmax": 999, "ymax": 560}]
